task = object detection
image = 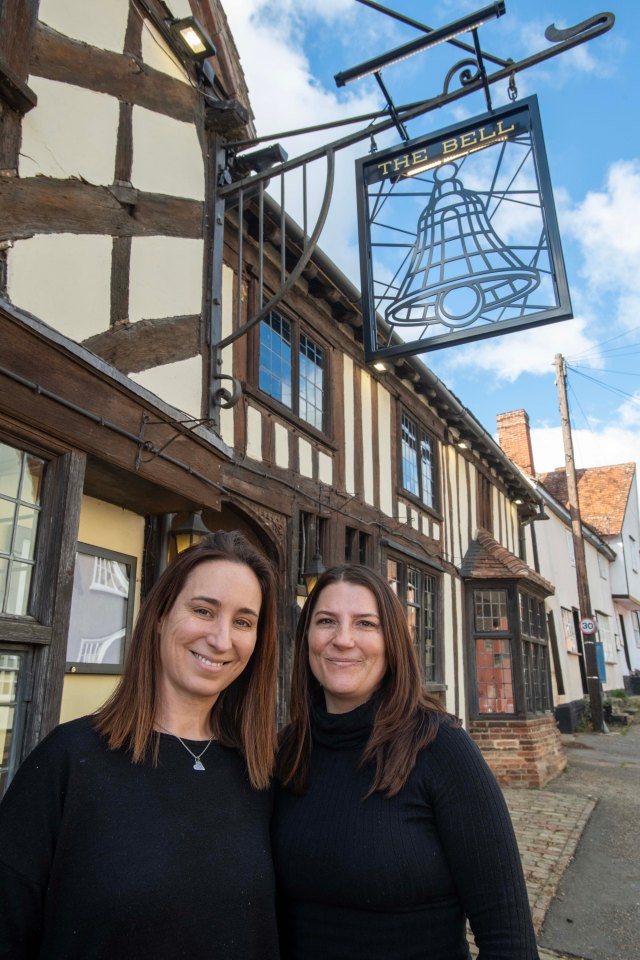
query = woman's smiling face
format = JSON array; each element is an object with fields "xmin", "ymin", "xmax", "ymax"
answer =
[
  {"xmin": 307, "ymin": 580, "xmax": 387, "ymax": 714},
  {"xmin": 157, "ymin": 559, "xmax": 262, "ymax": 714}
]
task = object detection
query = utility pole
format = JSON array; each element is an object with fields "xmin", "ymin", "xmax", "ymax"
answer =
[{"xmin": 554, "ymin": 353, "xmax": 605, "ymax": 732}]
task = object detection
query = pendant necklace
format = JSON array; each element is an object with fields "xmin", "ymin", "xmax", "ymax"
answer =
[{"xmin": 157, "ymin": 723, "xmax": 215, "ymax": 771}]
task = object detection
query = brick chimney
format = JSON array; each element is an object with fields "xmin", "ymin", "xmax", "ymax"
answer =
[{"xmin": 496, "ymin": 409, "xmax": 536, "ymax": 475}]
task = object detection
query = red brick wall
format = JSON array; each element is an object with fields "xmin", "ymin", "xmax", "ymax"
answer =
[
  {"xmin": 496, "ymin": 409, "xmax": 536, "ymax": 476},
  {"xmin": 469, "ymin": 716, "xmax": 567, "ymax": 788}
]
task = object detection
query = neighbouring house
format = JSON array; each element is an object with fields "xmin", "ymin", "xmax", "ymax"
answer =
[
  {"xmin": 497, "ymin": 409, "xmax": 640, "ymax": 730},
  {"xmin": 0, "ymin": 0, "xmax": 566, "ymax": 794},
  {"xmin": 540, "ymin": 463, "xmax": 640, "ymax": 682}
]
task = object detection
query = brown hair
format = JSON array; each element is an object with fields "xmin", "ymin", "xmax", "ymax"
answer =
[
  {"xmin": 278, "ymin": 563, "xmax": 456, "ymax": 797},
  {"xmin": 94, "ymin": 530, "xmax": 278, "ymax": 789}
]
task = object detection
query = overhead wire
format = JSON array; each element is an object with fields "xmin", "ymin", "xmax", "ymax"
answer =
[
  {"xmin": 566, "ymin": 365, "xmax": 640, "ymax": 407},
  {"xmin": 567, "ymin": 322, "xmax": 640, "ymax": 361}
]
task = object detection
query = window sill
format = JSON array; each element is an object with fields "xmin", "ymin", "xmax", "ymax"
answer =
[{"xmin": 398, "ymin": 488, "xmax": 443, "ymax": 523}]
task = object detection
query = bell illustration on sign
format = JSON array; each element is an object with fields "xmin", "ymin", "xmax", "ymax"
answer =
[
  {"xmin": 386, "ymin": 161, "xmax": 541, "ymax": 330},
  {"xmin": 355, "ymin": 97, "xmax": 572, "ymax": 361}
]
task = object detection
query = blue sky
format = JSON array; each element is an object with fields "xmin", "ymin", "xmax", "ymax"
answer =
[{"xmin": 225, "ymin": 1, "xmax": 640, "ymax": 478}]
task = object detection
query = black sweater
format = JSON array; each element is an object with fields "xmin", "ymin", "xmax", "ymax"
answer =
[
  {"xmin": 272, "ymin": 699, "xmax": 539, "ymax": 960},
  {"xmin": 0, "ymin": 717, "xmax": 279, "ymax": 960}
]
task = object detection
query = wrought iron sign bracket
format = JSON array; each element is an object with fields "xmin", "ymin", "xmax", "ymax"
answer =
[{"xmin": 208, "ymin": 7, "xmax": 615, "ymax": 409}]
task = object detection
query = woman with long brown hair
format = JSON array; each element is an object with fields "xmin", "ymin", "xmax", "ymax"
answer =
[
  {"xmin": 0, "ymin": 531, "xmax": 280, "ymax": 960},
  {"xmin": 273, "ymin": 563, "xmax": 539, "ymax": 960}
]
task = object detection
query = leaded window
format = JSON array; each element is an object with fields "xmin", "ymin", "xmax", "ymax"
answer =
[
  {"xmin": 474, "ymin": 589, "xmax": 508, "ymax": 632},
  {"xmin": 520, "ymin": 592, "xmax": 551, "ymax": 714},
  {"xmin": 476, "ymin": 637, "xmax": 515, "ymax": 714},
  {"xmin": 0, "ymin": 442, "xmax": 45, "ymax": 616},
  {"xmin": 259, "ymin": 311, "xmax": 325, "ymax": 430},
  {"xmin": 400, "ymin": 413, "xmax": 436, "ymax": 509},
  {"xmin": 471, "ymin": 585, "xmax": 551, "ymax": 717},
  {"xmin": 388, "ymin": 558, "xmax": 438, "ymax": 683}
]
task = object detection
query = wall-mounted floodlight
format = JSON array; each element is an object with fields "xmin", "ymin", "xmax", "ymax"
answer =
[
  {"xmin": 168, "ymin": 17, "xmax": 217, "ymax": 61},
  {"xmin": 232, "ymin": 143, "xmax": 288, "ymax": 178},
  {"xmin": 334, "ymin": 1, "xmax": 505, "ymax": 87}
]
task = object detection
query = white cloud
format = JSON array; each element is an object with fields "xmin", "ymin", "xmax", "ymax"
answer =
[
  {"xmin": 445, "ymin": 315, "xmax": 598, "ymax": 382},
  {"xmin": 557, "ymin": 159, "xmax": 640, "ymax": 348},
  {"xmin": 224, "ymin": 0, "xmax": 388, "ymax": 284},
  {"xmin": 531, "ymin": 421, "xmax": 640, "ymax": 482}
]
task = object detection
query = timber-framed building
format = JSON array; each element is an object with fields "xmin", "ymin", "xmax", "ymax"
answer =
[{"xmin": 0, "ymin": 0, "xmax": 566, "ymax": 792}]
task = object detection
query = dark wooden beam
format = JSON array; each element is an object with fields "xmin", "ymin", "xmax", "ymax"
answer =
[
  {"xmin": 110, "ymin": 236, "xmax": 132, "ymax": 326},
  {"xmin": 31, "ymin": 22, "xmax": 197, "ymax": 123},
  {"xmin": 0, "ymin": 57, "xmax": 37, "ymax": 113},
  {"xmin": 83, "ymin": 314, "xmax": 200, "ymax": 373},
  {"xmin": 0, "ymin": 0, "xmax": 39, "ymax": 172},
  {"xmin": 0, "ymin": 176, "xmax": 203, "ymax": 240},
  {"xmin": 1, "ymin": 307, "xmax": 223, "ymax": 507}
]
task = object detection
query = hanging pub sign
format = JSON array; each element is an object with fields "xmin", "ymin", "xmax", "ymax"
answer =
[{"xmin": 355, "ymin": 96, "xmax": 572, "ymax": 362}]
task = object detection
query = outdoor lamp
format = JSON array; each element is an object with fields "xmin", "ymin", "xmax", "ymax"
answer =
[
  {"xmin": 334, "ymin": 1, "xmax": 505, "ymax": 87},
  {"xmin": 171, "ymin": 510, "xmax": 210, "ymax": 553},
  {"xmin": 303, "ymin": 550, "xmax": 326, "ymax": 596},
  {"xmin": 168, "ymin": 17, "xmax": 217, "ymax": 61},
  {"xmin": 232, "ymin": 143, "xmax": 289, "ymax": 178}
]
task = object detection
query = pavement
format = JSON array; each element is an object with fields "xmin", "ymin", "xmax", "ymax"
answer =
[{"xmin": 496, "ymin": 716, "xmax": 640, "ymax": 960}]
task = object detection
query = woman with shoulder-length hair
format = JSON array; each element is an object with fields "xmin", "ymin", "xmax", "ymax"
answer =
[
  {"xmin": 273, "ymin": 563, "xmax": 539, "ymax": 960},
  {"xmin": 0, "ymin": 530, "xmax": 280, "ymax": 960}
]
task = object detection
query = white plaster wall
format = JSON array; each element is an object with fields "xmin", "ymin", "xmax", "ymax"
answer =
[
  {"xmin": 443, "ymin": 573, "xmax": 454, "ymax": 712},
  {"xmin": 456, "ymin": 452, "xmax": 469, "ymax": 561},
  {"xmin": 218, "ymin": 265, "xmax": 235, "ymax": 448},
  {"xmin": 398, "ymin": 501, "xmax": 408, "ymax": 524},
  {"xmin": 507, "ymin": 498, "xmax": 515, "ymax": 554},
  {"xmin": 20, "ymin": 78, "xmax": 118, "ymax": 183},
  {"xmin": 38, "ymin": 0, "xmax": 128, "ymax": 53},
  {"xmin": 246, "ymin": 406, "xmax": 262, "ymax": 461},
  {"xmin": 469, "ymin": 465, "xmax": 478, "ymax": 538},
  {"xmin": 612, "ymin": 474, "xmax": 640, "ymax": 603},
  {"xmin": 491, "ymin": 485, "xmax": 500, "ymax": 541},
  {"xmin": 343, "ymin": 356, "xmax": 355, "ymax": 496},
  {"xmin": 274, "ymin": 423, "xmax": 289, "ymax": 469},
  {"xmin": 166, "ymin": 0, "xmax": 192, "ymax": 16},
  {"xmin": 439, "ymin": 446, "xmax": 449, "ymax": 563},
  {"xmin": 446, "ymin": 447, "xmax": 461, "ymax": 567},
  {"xmin": 360, "ymin": 371, "xmax": 374, "ymax": 506},
  {"xmin": 532, "ymin": 506, "xmax": 625, "ymax": 700},
  {"xmin": 377, "ymin": 383, "xmax": 393, "ymax": 517},
  {"xmin": 298, "ymin": 438, "xmax": 313, "ymax": 479},
  {"xmin": 130, "ymin": 355, "xmax": 202, "ymax": 420},
  {"xmin": 129, "ymin": 237, "xmax": 203, "ymax": 322},
  {"xmin": 318, "ymin": 451, "xmax": 332, "ymax": 486},
  {"xmin": 141, "ymin": 21, "xmax": 190, "ymax": 84},
  {"xmin": 619, "ymin": 607, "xmax": 640, "ymax": 673},
  {"xmin": 8, "ymin": 234, "xmax": 111, "ymax": 339},
  {"xmin": 131, "ymin": 107, "xmax": 204, "ymax": 200}
]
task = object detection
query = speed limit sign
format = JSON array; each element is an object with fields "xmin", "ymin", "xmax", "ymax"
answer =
[{"xmin": 580, "ymin": 617, "xmax": 596, "ymax": 634}]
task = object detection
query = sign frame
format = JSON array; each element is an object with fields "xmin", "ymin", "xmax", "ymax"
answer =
[{"xmin": 355, "ymin": 96, "xmax": 572, "ymax": 363}]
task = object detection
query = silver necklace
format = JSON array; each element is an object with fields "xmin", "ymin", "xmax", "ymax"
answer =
[{"xmin": 157, "ymin": 723, "xmax": 215, "ymax": 771}]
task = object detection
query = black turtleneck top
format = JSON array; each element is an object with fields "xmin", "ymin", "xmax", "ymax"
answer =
[{"xmin": 272, "ymin": 698, "xmax": 539, "ymax": 960}]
